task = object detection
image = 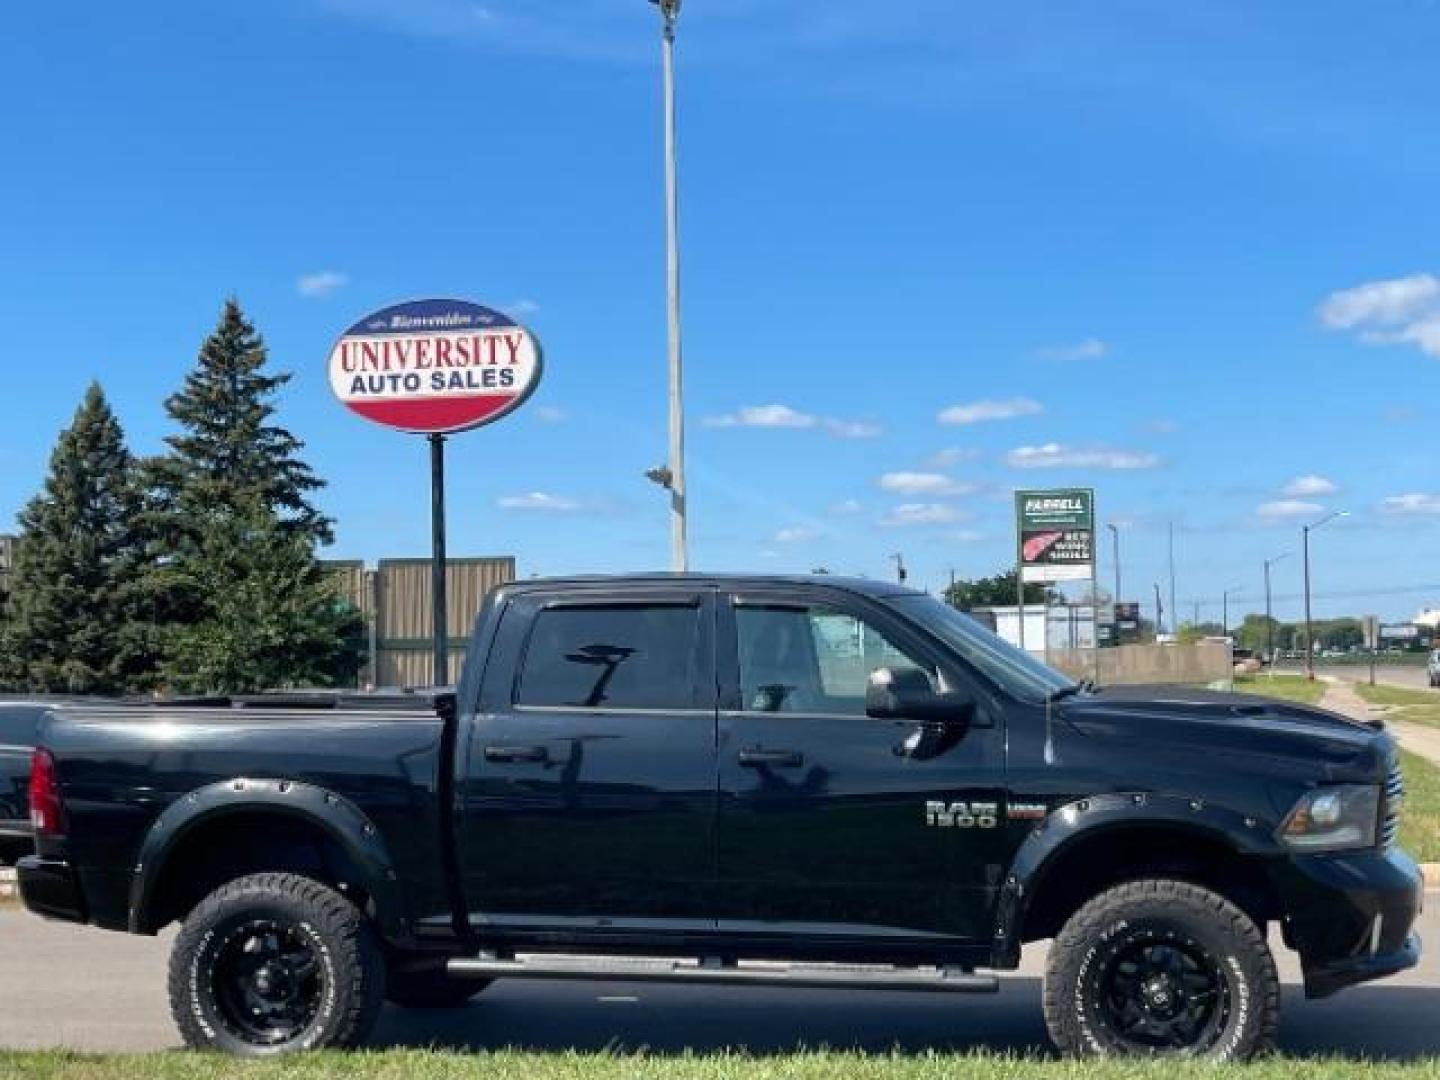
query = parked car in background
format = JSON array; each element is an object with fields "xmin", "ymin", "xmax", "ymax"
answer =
[
  {"xmin": 1428, "ymin": 649, "xmax": 1440, "ymax": 688},
  {"xmin": 0, "ymin": 702, "xmax": 48, "ymax": 864}
]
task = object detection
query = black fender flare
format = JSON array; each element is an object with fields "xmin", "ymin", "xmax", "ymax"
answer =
[
  {"xmin": 127, "ymin": 778, "xmax": 406, "ymax": 942},
  {"xmin": 993, "ymin": 792, "xmax": 1278, "ymax": 967}
]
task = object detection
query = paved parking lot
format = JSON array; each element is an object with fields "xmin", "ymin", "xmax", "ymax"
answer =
[{"xmin": 0, "ymin": 904, "xmax": 1434, "ymax": 1059}]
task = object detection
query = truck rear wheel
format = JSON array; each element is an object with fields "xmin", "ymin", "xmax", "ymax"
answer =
[
  {"xmin": 168, "ymin": 872, "xmax": 385, "ymax": 1056},
  {"xmin": 386, "ymin": 960, "xmax": 492, "ymax": 1008},
  {"xmin": 1043, "ymin": 879, "xmax": 1278, "ymax": 1061}
]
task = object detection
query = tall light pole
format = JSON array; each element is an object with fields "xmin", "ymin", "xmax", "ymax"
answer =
[
  {"xmin": 1106, "ymin": 523, "xmax": 1121, "ymax": 605},
  {"xmin": 1222, "ymin": 584, "xmax": 1243, "ymax": 642},
  {"xmin": 1263, "ymin": 552, "xmax": 1290, "ymax": 668},
  {"xmin": 652, "ymin": 0, "xmax": 688, "ymax": 571},
  {"xmin": 1302, "ymin": 510, "xmax": 1348, "ymax": 681},
  {"xmin": 1167, "ymin": 521, "xmax": 1177, "ymax": 638}
]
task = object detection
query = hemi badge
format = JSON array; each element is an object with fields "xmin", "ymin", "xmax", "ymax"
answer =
[{"xmin": 1008, "ymin": 803, "xmax": 1047, "ymax": 821}]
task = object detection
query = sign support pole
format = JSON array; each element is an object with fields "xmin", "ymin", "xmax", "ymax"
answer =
[{"xmin": 429, "ymin": 433, "xmax": 449, "ymax": 686}]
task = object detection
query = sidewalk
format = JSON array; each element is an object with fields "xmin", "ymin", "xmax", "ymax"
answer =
[{"xmin": 1319, "ymin": 682, "xmax": 1440, "ymax": 769}]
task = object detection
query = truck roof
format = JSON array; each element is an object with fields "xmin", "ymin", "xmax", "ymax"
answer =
[{"xmin": 499, "ymin": 573, "xmax": 924, "ymax": 600}]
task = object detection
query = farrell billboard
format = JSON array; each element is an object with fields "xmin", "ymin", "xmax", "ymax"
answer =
[{"xmin": 1015, "ymin": 488, "xmax": 1095, "ymax": 584}]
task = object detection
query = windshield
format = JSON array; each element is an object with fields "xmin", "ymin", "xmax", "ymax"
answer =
[{"xmin": 892, "ymin": 594, "xmax": 1077, "ymax": 705}]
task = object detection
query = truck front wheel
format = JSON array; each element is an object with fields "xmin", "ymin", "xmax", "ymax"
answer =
[
  {"xmin": 1043, "ymin": 879, "xmax": 1278, "ymax": 1061},
  {"xmin": 168, "ymin": 872, "xmax": 386, "ymax": 1056}
]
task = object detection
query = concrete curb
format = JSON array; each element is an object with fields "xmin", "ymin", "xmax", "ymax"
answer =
[{"xmin": 1423, "ymin": 863, "xmax": 1439, "ymax": 892}]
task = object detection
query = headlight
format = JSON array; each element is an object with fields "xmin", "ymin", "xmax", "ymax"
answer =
[{"xmin": 1279, "ymin": 785, "xmax": 1380, "ymax": 852}]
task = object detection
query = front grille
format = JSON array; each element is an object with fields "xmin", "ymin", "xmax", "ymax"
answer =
[{"xmin": 1382, "ymin": 755, "xmax": 1404, "ymax": 852}]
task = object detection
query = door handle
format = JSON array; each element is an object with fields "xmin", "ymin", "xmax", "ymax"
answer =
[
  {"xmin": 484, "ymin": 745, "xmax": 550, "ymax": 765},
  {"xmin": 738, "ymin": 748, "xmax": 805, "ymax": 769}
]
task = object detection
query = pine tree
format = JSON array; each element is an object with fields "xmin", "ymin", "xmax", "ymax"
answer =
[
  {"xmin": 147, "ymin": 299, "xmax": 362, "ymax": 692},
  {"xmin": 159, "ymin": 504, "xmax": 363, "ymax": 694},
  {"xmin": 0, "ymin": 384, "xmax": 155, "ymax": 694},
  {"xmin": 149, "ymin": 298, "xmax": 332, "ymax": 550}
]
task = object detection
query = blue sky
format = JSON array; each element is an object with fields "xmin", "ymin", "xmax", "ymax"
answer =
[{"xmin": 1, "ymin": 0, "xmax": 1438, "ymax": 623}]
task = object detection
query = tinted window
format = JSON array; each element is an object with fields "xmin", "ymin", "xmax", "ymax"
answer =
[
  {"xmin": 0, "ymin": 708, "xmax": 40, "ymax": 746},
  {"xmin": 517, "ymin": 605, "xmax": 701, "ymax": 710},
  {"xmin": 737, "ymin": 605, "xmax": 931, "ymax": 716}
]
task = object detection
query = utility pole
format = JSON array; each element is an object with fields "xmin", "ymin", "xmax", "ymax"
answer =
[
  {"xmin": 891, "ymin": 553, "xmax": 908, "ymax": 585},
  {"xmin": 1222, "ymin": 585, "xmax": 1243, "ymax": 642},
  {"xmin": 651, "ymin": 0, "xmax": 688, "ymax": 571},
  {"xmin": 1167, "ymin": 521, "xmax": 1177, "ymax": 638},
  {"xmin": 1264, "ymin": 552, "xmax": 1290, "ymax": 670},
  {"xmin": 1153, "ymin": 583, "xmax": 1163, "ymax": 641},
  {"xmin": 1106, "ymin": 523, "xmax": 1121, "ymax": 604},
  {"xmin": 1303, "ymin": 510, "xmax": 1348, "ymax": 681}
]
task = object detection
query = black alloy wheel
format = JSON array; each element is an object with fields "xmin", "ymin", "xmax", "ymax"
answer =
[
  {"xmin": 209, "ymin": 918, "xmax": 326, "ymax": 1046},
  {"xmin": 1094, "ymin": 929, "xmax": 1230, "ymax": 1052}
]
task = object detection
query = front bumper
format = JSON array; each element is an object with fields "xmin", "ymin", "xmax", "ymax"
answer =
[
  {"xmin": 1273, "ymin": 848, "xmax": 1423, "ymax": 999},
  {"xmin": 16, "ymin": 855, "xmax": 87, "ymax": 924}
]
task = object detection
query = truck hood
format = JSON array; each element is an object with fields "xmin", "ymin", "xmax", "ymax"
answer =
[{"xmin": 1057, "ymin": 684, "xmax": 1388, "ymax": 780}]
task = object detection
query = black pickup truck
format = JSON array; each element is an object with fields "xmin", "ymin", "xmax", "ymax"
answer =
[{"xmin": 18, "ymin": 575, "xmax": 1422, "ymax": 1060}]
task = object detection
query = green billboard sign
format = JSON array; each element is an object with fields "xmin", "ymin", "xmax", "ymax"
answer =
[{"xmin": 1015, "ymin": 488, "xmax": 1095, "ymax": 584}]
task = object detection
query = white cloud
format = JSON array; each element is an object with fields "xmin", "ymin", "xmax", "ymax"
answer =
[
  {"xmin": 924, "ymin": 447, "xmax": 981, "ymax": 468},
  {"xmin": 830, "ymin": 499, "xmax": 863, "ymax": 515},
  {"xmin": 773, "ymin": 526, "xmax": 820, "ymax": 544},
  {"xmin": 1006, "ymin": 444, "xmax": 1160, "ymax": 470},
  {"xmin": 704, "ymin": 404, "xmax": 881, "ymax": 438},
  {"xmin": 1282, "ymin": 474, "xmax": 1338, "ymax": 498},
  {"xmin": 704, "ymin": 404, "xmax": 817, "ymax": 430},
  {"xmin": 939, "ymin": 397, "xmax": 1044, "ymax": 426},
  {"xmin": 1257, "ymin": 499, "xmax": 1324, "ymax": 520},
  {"xmin": 509, "ymin": 297, "xmax": 541, "ymax": 317},
  {"xmin": 497, "ymin": 492, "xmax": 583, "ymax": 512},
  {"xmin": 880, "ymin": 503, "xmax": 965, "ymax": 527},
  {"xmin": 1143, "ymin": 419, "xmax": 1179, "ymax": 434},
  {"xmin": 1319, "ymin": 273, "xmax": 1440, "ymax": 358},
  {"xmin": 948, "ymin": 529, "xmax": 987, "ymax": 543},
  {"xmin": 823, "ymin": 418, "xmax": 884, "ymax": 439},
  {"xmin": 1035, "ymin": 338, "xmax": 1109, "ymax": 361},
  {"xmin": 297, "ymin": 270, "xmax": 349, "ymax": 298},
  {"xmin": 878, "ymin": 471, "xmax": 974, "ymax": 496},
  {"xmin": 1381, "ymin": 493, "xmax": 1440, "ymax": 516},
  {"xmin": 534, "ymin": 405, "xmax": 566, "ymax": 423}
]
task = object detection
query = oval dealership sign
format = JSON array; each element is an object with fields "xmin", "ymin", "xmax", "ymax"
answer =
[{"xmin": 328, "ymin": 299, "xmax": 543, "ymax": 434}]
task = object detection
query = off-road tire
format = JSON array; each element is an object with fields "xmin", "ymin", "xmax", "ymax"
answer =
[
  {"xmin": 385, "ymin": 961, "xmax": 492, "ymax": 1008},
  {"xmin": 168, "ymin": 872, "xmax": 385, "ymax": 1056},
  {"xmin": 1043, "ymin": 879, "xmax": 1279, "ymax": 1060}
]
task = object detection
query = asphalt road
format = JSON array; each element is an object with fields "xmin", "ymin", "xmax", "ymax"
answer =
[{"xmin": 0, "ymin": 905, "xmax": 1435, "ymax": 1060}]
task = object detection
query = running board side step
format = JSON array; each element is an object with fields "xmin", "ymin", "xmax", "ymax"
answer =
[{"xmin": 446, "ymin": 954, "xmax": 999, "ymax": 994}]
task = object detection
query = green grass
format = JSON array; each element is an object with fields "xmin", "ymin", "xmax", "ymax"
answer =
[
  {"xmin": 1231, "ymin": 674, "xmax": 1328, "ymax": 706},
  {"xmin": 1352, "ymin": 683, "xmax": 1440, "ymax": 731},
  {"xmin": 1399, "ymin": 748, "xmax": 1440, "ymax": 863},
  {"xmin": 1, "ymin": 1051, "xmax": 1438, "ymax": 1080}
]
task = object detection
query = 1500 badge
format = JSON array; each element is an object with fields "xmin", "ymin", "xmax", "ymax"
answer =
[
  {"xmin": 925, "ymin": 801, "xmax": 999, "ymax": 828},
  {"xmin": 925, "ymin": 801, "xmax": 1048, "ymax": 828}
]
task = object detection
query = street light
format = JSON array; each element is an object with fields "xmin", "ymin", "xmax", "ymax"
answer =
[
  {"xmin": 650, "ymin": 0, "xmax": 688, "ymax": 571},
  {"xmin": 1302, "ymin": 510, "xmax": 1349, "ymax": 681},
  {"xmin": 1263, "ymin": 552, "xmax": 1290, "ymax": 668},
  {"xmin": 1106, "ymin": 523, "xmax": 1121, "ymax": 605},
  {"xmin": 1221, "ymin": 585, "xmax": 1243, "ymax": 642}
]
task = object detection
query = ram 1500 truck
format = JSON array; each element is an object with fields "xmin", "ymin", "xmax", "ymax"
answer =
[{"xmin": 18, "ymin": 575, "xmax": 1422, "ymax": 1059}]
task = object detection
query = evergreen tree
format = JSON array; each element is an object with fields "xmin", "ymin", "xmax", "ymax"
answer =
[
  {"xmin": 149, "ymin": 298, "xmax": 332, "ymax": 552},
  {"xmin": 0, "ymin": 384, "xmax": 154, "ymax": 694},
  {"xmin": 159, "ymin": 504, "xmax": 363, "ymax": 694},
  {"xmin": 147, "ymin": 299, "xmax": 362, "ymax": 692}
]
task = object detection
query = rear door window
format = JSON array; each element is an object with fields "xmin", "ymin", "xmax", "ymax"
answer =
[{"xmin": 516, "ymin": 604, "xmax": 703, "ymax": 711}]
